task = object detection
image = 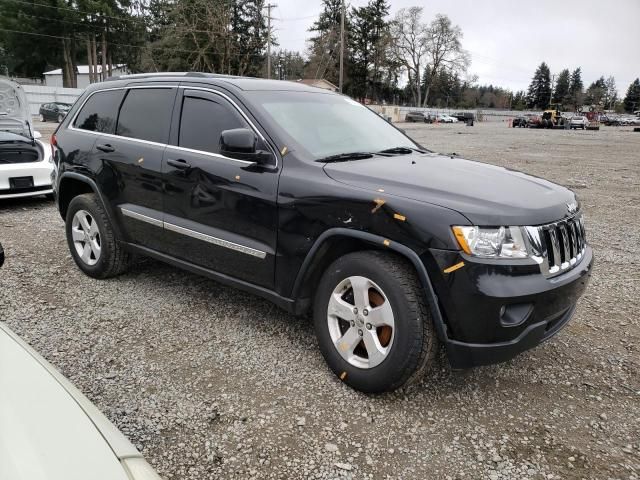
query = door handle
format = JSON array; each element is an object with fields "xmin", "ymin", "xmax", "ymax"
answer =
[
  {"xmin": 96, "ymin": 143, "xmax": 115, "ymax": 153},
  {"xmin": 167, "ymin": 158, "xmax": 191, "ymax": 169}
]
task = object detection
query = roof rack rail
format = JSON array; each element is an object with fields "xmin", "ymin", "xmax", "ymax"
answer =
[{"xmin": 105, "ymin": 72, "xmax": 243, "ymax": 82}]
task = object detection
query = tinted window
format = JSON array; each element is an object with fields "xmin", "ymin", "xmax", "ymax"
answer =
[
  {"xmin": 116, "ymin": 88, "xmax": 176, "ymax": 143},
  {"xmin": 74, "ymin": 90, "xmax": 125, "ymax": 134},
  {"xmin": 178, "ymin": 95, "xmax": 248, "ymax": 154}
]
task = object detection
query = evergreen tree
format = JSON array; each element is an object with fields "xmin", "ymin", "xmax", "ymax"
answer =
[
  {"xmin": 569, "ymin": 67, "xmax": 584, "ymax": 109},
  {"xmin": 305, "ymin": 0, "xmax": 347, "ymax": 88},
  {"xmin": 552, "ymin": 69, "xmax": 571, "ymax": 106},
  {"xmin": 584, "ymin": 76, "xmax": 607, "ymax": 106},
  {"xmin": 526, "ymin": 62, "xmax": 551, "ymax": 109},
  {"xmin": 512, "ymin": 90, "xmax": 527, "ymax": 110},
  {"xmin": 623, "ymin": 78, "xmax": 640, "ymax": 113},
  {"xmin": 274, "ymin": 50, "xmax": 306, "ymax": 80}
]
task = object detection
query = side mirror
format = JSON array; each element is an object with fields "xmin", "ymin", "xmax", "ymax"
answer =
[
  {"xmin": 220, "ymin": 128, "xmax": 273, "ymax": 164},
  {"xmin": 33, "ymin": 131, "xmax": 42, "ymax": 139}
]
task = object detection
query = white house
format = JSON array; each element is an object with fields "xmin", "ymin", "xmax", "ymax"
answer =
[{"xmin": 43, "ymin": 65, "xmax": 128, "ymax": 88}]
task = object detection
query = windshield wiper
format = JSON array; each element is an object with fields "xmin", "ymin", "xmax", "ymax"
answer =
[
  {"xmin": 377, "ymin": 146, "xmax": 427, "ymax": 155},
  {"xmin": 315, "ymin": 152, "xmax": 374, "ymax": 163}
]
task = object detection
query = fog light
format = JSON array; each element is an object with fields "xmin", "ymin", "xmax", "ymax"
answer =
[{"xmin": 500, "ymin": 303, "xmax": 534, "ymax": 327}]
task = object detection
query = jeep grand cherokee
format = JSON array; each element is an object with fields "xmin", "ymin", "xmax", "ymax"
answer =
[{"xmin": 51, "ymin": 73, "xmax": 592, "ymax": 393}]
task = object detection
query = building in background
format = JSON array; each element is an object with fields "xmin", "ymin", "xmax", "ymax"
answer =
[
  {"xmin": 295, "ymin": 79, "xmax": 338, "ymax": 92},
  {"xmin": 43, "ymin": 65, "xmax": 128, "ymax": 88}
]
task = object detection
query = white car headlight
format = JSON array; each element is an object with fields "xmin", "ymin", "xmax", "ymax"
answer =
[{"xmin": 452, "ymin": 226, "xmax": 529, "ymax": 258}]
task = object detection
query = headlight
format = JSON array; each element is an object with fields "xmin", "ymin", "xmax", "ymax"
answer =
[{"xmin": 452, "ymin": 226, "xmax": 529, "ymax": 258}]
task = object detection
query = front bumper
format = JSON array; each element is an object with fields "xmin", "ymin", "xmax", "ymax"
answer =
[{"xmin": 427, "ymin": 246, "xmax": 593, "ymax": 369}]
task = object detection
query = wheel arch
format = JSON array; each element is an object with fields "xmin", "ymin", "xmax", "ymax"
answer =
[
  {"xmin": 57, "ymin": 172, "xmax": 122, "ymax": 238},
  {"xmin": 291, "ymin": 228, "xmax": 448, "ymax": 342}
]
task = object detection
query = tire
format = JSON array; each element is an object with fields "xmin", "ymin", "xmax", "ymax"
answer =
[
  {"xmin": 313, "ymin": 250, "xmax": 438, "ymax": 393},
  {"xmin": 65, "ymin": 193, "xmax": 131, "ymax": 279},
  {"xmin": 39, "ymin": 114, "xmax": 45, "ymax": 122},
  {"xmin": 57, "ymin": 114, "xmax": 64, "ymax": 123}
]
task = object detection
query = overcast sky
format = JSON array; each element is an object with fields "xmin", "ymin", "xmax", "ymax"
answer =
[{"xmin": 273, "ymin": 0, "xmax": 640, "ymax": 94}]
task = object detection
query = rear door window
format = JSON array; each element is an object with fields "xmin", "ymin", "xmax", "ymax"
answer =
[
  {"xmin": 74, "ymin": 90, "xmax": 125, "ymax": 134},
  {"xmin": 177, "ymin": 92, "xmax": 248, "ymax": 155},
  {"xmin": 116, "ymin": 88, "xmax": 176, "ymax": 144}
]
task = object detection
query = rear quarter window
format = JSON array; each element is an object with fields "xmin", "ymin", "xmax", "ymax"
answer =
[{"xmin": 73, "ymin": 89, "xmax": 125, "ymax": 134}]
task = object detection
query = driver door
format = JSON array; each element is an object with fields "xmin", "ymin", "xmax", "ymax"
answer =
[{"xmin": 162, "ymin": 88, "xmax": 279, "ymax": 289}]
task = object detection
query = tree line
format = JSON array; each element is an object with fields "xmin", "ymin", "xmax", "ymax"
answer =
[
  {"xmin": 523, "ymin": 62, "xmax": 638, "ymax": 113},
  {"xmin": 1, "ymin": 0, "xmax": 638, "ymax": 113}
]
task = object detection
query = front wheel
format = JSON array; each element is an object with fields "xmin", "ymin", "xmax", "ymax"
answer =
[
  {"xmin": 65, "ymin": 193, "xmax": 131, "ymax": 279},
  {"xmin": 313, "ymin": 251, "xmax": 438, "ymax": 393},
  {"xmin": 57, "ymin": 114, "xmax": 64, "ymax": 123},
  {"xmin": 39, "ymin": 114, "xmax": 45, "ymax": 122}
]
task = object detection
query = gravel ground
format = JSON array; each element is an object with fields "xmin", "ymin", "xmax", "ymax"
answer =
[{"xmin": 1, "ymin": 121, "xmax": 639, "ymax": 479}]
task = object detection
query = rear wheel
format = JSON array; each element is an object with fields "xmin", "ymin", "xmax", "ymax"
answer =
[
  {"xmin": 65, "ymin": 193, "xmax": 131, "ymax": 279},
  {"xmin": 314, "ymin": 251, "xmax": 438, "ymax": 393}
]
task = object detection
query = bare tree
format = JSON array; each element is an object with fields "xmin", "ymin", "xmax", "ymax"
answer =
[
  {"xmin": 421, "ymin": 14, "xmax": 468, "ymax": 107},
  {"xmin": 389, "ymin": 7, "xmax": 428, "ymax": 106}
]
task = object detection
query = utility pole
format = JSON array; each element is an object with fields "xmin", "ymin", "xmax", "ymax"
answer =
[
  {"xmin": 339, "ymin": 0, "xmax": 345, "ymax": 92},
  {"xmin": 266, "ymin": 3, "xmax": 276, "ymax": 79},
  {"xmin": 549, "ymin": 73, "xmax": 556, "ymax": 108}
]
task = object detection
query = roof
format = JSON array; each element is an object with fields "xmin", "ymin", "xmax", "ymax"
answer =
[
  {"xmin": 94, "ymin": 72, "xmax": 335, "ymax": 93},
  {"xmin": 43, "ymin": 65, "xmax": 126, "ymax": 75}
]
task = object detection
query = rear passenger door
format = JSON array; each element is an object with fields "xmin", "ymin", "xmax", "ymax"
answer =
[
  {"xmin": 162, "ymin": 88, "xmax": 280, "ymax": 289},
  {"xmin": 89, "ymin": 86, "xmax": 177, "ymax": 250}
]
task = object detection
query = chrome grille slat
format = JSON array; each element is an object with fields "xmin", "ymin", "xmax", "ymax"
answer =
[
  {"xmin": 558, "ymin": 223, "xmax": 571, "ymax": 269},
  {"xmin": 526, "ymin": 213, "xmax": 587, "ymax": 278},
  {"xmin": 547, "ymin": 227, "xmax": 561, "ymax": 274}
]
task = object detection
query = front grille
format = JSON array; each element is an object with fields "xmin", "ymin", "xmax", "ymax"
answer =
[{"xmin": 525, "ymin": 214, "xmax": 587, "ymax": 277}]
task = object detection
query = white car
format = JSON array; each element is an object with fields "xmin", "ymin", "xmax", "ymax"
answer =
[
  {"xmin": 436, "ymin": 114, "xmax": 456, "ymax": 123},
  {"xmin": 569, "ymin": 116, "xmax": 589, "ymax": 129},
  {"xmin": 0, "ymin": 322, "xmax": 162, "ymax": 480},
  {"xmin": 0, "ymin": 78, "xmax": 53, "ymax": 199}
]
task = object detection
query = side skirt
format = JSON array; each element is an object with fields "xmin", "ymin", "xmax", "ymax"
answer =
[{"xmin": 125, "ymin": 243, "xmax": 298, "ymax": 314}]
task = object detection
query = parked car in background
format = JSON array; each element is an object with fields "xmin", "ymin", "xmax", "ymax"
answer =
[
  {"xmin": 0, "ymin": 323, "xmax": 161, "ymax": 480},
  {"xmin": 512, "ymin": 116, "xmax": 530, "ymax": 128},
  {"xmin": 39, "ymin": 102, "xmax": 73, "ymax": 123},
  {"xmin": 52, "ymin": 73, "xmax": 592, "ymax": 393},
  {"xmin": 452, "ymin": 112, "xmax": 475, "ymax": 123},
  {"xmin": 405, "ymin": 111, "xmax": 432, "ymax": 123},
  {"xmin": 435, "ymin": 114, "xmax": 455, "ymax": 123},
  {"xmin": 0, "ymin": 78, "xmax": 53, "ymax": 199},
  {"xmin": 569, "ymin": 116, "xmax": 589, "ymax": 129}
]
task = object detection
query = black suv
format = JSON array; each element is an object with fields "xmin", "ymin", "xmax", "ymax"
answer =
[{"xmin": 51, "ymin": 73, "xmax": 592, "ymax": 393}]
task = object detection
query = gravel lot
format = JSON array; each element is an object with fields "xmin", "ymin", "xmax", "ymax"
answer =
[{"xmin": 1, "ymin": 121, "xmax": 639, "ymax": 479}]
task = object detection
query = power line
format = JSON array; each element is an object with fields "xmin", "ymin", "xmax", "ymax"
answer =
[
  {"xmin": 0, "ymin": 27, "xmax": 268, "ymax": 58},
  {"xmin": 1, "ymin": 0, "xmax": 147, "ymax": 25}
]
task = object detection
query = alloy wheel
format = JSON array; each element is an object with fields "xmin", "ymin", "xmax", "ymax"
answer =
[
  {"xmin": 327, "ymin": 276, "xmax": 395, "ymax": 369},
  {"xmin": 71, "ymin": 210, "xmax": 101, "ymax": 266}
]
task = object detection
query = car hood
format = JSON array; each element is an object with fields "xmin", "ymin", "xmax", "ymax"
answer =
[
  {"xmin": 323, "ymin": 152, "xmax": 577, "ymax": 226},
  {"xmin": 0, "ymin": 323, "xmax": 160, "ymax": 480},
  {"xmin": 0, "ymin": 77, "xmax": 33, "ymax": 141}
]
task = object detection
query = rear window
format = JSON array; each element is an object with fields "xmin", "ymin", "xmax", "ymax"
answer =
[
  {"xmin": 116, "ymin": 88, "xmax": 176, "ymax": 143},
  {"xmin": 74, "ymin": 90, "xmax": 125, "ymax": 134}
]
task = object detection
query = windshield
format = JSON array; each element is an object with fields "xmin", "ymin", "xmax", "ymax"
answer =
[{"xmin": 252, "ymin": 92, "xmax": 418, "ymax": 159}]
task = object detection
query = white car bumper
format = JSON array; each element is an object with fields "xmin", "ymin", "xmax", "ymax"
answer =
[{"xmin": 0, "ymin": 140, "xmax": 53, "ymax": 199}]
